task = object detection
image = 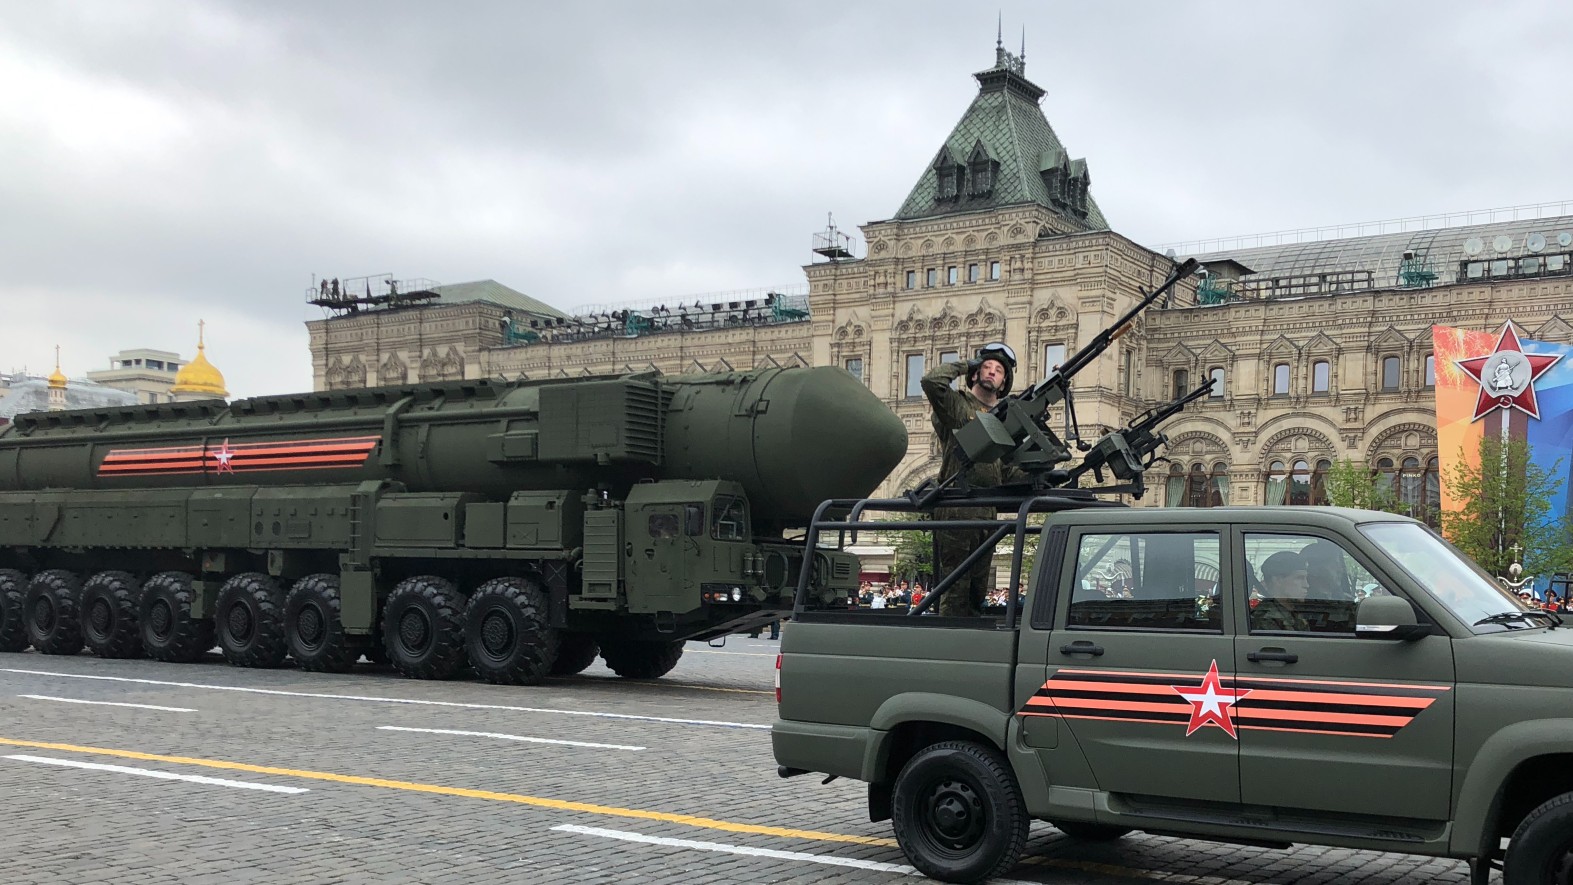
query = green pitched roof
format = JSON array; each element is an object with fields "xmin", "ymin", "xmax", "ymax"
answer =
[
  {"xmin": 893, "ymin": 55, "xmax": 1107, "ymax": 230},
  {"xmin": 430, "ymin": 280, "xmax": 568, "ymax": 319}
]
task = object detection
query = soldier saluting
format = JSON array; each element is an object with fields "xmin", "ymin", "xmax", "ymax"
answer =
[{"xmin": 921, "ymin": 343, "xmax": 1022, "ymax": 616}]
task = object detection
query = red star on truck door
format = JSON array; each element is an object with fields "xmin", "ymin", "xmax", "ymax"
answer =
[
  {"xmin": 1456, "ymin": 323, "xmax": 1562, "ymax": 421},
  {"xmin": 1172, "ymin": 660, "xmax": 1250, "ymax": 738}
]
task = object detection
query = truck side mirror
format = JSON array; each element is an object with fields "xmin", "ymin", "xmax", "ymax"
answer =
[{"xmin": 1355, "ymin": 596, "xmax": 1431, "ymax": 641}]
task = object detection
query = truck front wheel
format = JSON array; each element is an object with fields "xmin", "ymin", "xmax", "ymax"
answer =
[
  {"xmin": 599, "ymin": 639, "xmax": 684, "ymax": 679},
  {"xmin": 1506, "ymin": 790, "xmax": 1573, "ymax": 885},
  {"xmin": 891, "ymin": 740, "xmax": 1029, "ymax": 884}
]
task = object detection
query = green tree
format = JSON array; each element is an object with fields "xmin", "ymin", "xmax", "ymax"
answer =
[
  {"xmin": 1322, "ymin": 458, "xmax": 1397, "ymax": 512},
  {"xmin": 1441, "ymin": 435, "xmax": 1573, "ymax": 578},
  {"xmin": 887, "ymin": 513, "xmax": 933, "ymax": 585}
]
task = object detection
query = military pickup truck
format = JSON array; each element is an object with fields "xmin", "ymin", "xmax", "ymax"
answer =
[{"xmin": 772, "ymin": 497, "xmax": 1573, "ymax": 885}]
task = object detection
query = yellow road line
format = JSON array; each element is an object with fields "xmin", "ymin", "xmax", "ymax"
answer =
[{"xmin": 0, "ymin": 736, "xmax": 895, "ymax": 848}]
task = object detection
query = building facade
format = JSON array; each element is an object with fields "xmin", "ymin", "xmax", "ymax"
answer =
[
  {"xmin": 305, "ymin": 46, "xmax": 1573, "ymax": 525},
  {"xmin": 84, "ymin": 348, "xmax": 185, "ymax": 404}
]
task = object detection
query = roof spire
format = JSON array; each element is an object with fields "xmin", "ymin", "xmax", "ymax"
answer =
[
  {"xmin": 1020, "ymin": 26, "xmax": 1027, "ymax": 72},
  {"xmin": 995, "ymin": 13, "xmax": 1006, "ymax": 68}
]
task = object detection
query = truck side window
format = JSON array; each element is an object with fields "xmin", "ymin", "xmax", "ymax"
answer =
[
  {"xmin": 648, "ymin": 513, "xmax": 679, "ymax": 540},
  {"xmin": 1244, "ymin": 533, "xmax": 1393, "ymax": 635},
  {"xmin": 711, "ymin": 496, "xmax": 747, "ymax": 541},
  {"xmin": 1069, "ymin": 532, "xmax": 1222, "ymax": 632}
]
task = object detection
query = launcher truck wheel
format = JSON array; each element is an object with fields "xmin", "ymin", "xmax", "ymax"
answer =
[
  {"xmin": 551, "ymin": 633, "xmax": 600, "ymax": 676},
  {"xmin": 25, "ymin": 569, "xmax": 83, "ymax": 656},
  {"xmin": 383, "ymin": 576, "xmax": 466, "ymax": 680},
  {"xmin": 286, "ymin": 574, "xmax": 360, "ymax": 673},
  {"xmin": 139, "ymin": 572, "xmax": 213, "ymax": 662},
  {"xmin": 215, "ymin": 573, "xmax": 288, "ymax": 668},
  {"xmin": 80, "ymin": 570, "xmax": 143, "ymax": 659},
  {"xmin": 0, "ymin": 569, "xmax": 29, "ymax": 653},
  {"xmin": 465, "ymin": 577, "xmax": 558, "ymax": 685},
  {"xmin": 599, "ymin": 639, "xmax": 684, "ymax": 679}
]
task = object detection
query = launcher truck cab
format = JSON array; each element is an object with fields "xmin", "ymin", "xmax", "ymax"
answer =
[{"xmin": 772, "ymin": 496, "xmax": 1573, "ymax": 885}]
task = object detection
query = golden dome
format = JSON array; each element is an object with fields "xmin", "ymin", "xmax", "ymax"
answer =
[
  {"xmin": 171, "ymin": 321, "xmax": 229, "ymax": 398},
  {"xmin": 47, "ymin": 346, "xmax": 67, "ymax": 389}
]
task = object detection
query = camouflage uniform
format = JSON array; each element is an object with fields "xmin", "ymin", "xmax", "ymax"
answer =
[
  {"xmin": 1252, "ymin": 597, "xmax": 1309, "ymax": 633},
  {"xmin": 922, "ymin": 360, "xmax": 1020, "ymax": 617}
]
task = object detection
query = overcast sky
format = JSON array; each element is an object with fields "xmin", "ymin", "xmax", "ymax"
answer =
[{"xmin": 4, "ymin": 0, "xmax": 1570, "ymax": 398}]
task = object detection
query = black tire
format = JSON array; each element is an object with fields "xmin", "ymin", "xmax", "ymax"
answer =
[
  {"xmin": 80, "ymin": 571, "xmax": 144, "ymax": 659},
  {"xmin": 1052, "ymin": 820, "xmax": 1132, "ymax": 842},
  {"xmin": 139, "ymin": 571, "xmax": 214, "ymax": 663},
  {"xmin": 285, "ymin": 574, "xmax": 361, "ymax": 673},
  {"xmin": 0, "ymin": 569, "xmax": 29, "ymax": 653},
  {"xmin": 1505, "ymin": 789, "xmax": 1573, "ymax": 885},
  {"xmin": 383, "ymin": 576, "xmax": 466, "ymax": 680},
  {"xmin": 599, "ymin": 639, "xmax": 685, "ymax": 679},
  {"xmin": 465, "ymin": 577, "xmax": 558, "ymax": 685},
  {"xmin": 891, "ymin": 740, "xmax": 1029, "ymax": 884},
  {"xmin": 551, "ymin": 632, "xmax": 600, "ymax": 676},
  {"xmin": 214, "ymin": 573, "xmax": 288, "ymax": 668},
  {"xmin": 24, "ymin": 569, "xmax": 84, "ymax": 656}
]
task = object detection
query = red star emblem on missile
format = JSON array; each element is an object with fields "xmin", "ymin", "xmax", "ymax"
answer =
[
  {"xmin": 1172, "ymin": 659, "xmax": 1251, "ymax": 738},
  {"xmin": 1456, "ymin": 323, "xmax": 1562, "ymax": 421},
  {"xmin": 212, "ymin": 438, "xmax": 235, "ymax": 474}
]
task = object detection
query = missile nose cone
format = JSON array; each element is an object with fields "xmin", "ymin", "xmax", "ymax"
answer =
[{"xmin": 754, "ymin": 367, "xmax": 907, "ymax": 516}]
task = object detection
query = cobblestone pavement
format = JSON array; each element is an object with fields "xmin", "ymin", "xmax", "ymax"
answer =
[{"xmin": 0, "ymin": 637, "xmax": 1493, "ymax": 885}]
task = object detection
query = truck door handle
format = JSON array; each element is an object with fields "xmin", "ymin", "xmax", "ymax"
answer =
[
  {"xmin": 1247, "ymin": 650, "xmax": 1299, "ymax": 664},
  {"xmin": 1059, "ymin": 641, "xmax": 1104, "ymax": 657}
]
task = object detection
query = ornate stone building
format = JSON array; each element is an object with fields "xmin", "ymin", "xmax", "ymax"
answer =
[{"xmin": 306, "ymin": 45, "xmax": 1573, "ymax": 523}]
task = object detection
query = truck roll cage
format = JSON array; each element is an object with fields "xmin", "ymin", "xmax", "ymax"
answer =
[{"xmin": 794, "ymin": 488, "xmax": 1125, "ymax": 629}]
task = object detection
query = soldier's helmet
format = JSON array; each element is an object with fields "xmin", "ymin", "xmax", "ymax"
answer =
[{"xmin": 968, "ymin": 342, "xmax": 1017, "ymax": 396}]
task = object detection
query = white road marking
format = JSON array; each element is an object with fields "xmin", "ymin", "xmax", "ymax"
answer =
[
  {"xmin": 5, "ymin": 754, "xmax": 308, "ymax": 794},
  {"xmin": 551, "ymin": 824, "xmax": 1039, "ymax": 883},
  {"xmin": 19, "ymin": 694, "xmax": 196, "ymax": 713},
  {"xmin": 377, "ymin": 725, "xmax": 644, "ymax": 751},
  {"xmin": 0, "ymin": 667, "xmax": 770, "ymax": 730}
]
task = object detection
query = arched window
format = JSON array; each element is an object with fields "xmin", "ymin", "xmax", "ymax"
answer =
[
  {"xmin": 1424, "ymin": 457, "xmax": 1441, "ymax": 526},
  {"xmin": 1376, "ymin": 457, "xmax": 1396, "ymax": 501},
  {"xmin": 1264, "ymin": 460, "xmax": 1288, "ymax": 505},
  {"xmin": 1187, "ymin": 462, "xmax": 1208, "ymax": 507},
  {"xmin": 1209, "ymin": 461, "xmax": 1230, "ymax": 507},
  {"xmin": 1289, "ymin": 459, "xmax": 1313, "ymax": 506},
  {"xmin": 1399, "ymin": 456, "xmax": 1425, "ymax": 517},
  {"xmin": 1312, "ymin": 459, "xmax": 1332, "ymax": 505},
  {"xmin": 1166, "ymin": 462, "xmax": 1186, "ymax": 508}
]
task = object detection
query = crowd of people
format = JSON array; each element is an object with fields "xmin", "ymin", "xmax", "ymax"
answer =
[{"xmin": 853, "ymin": 580, "xmax": 1023, "ymax": 613}]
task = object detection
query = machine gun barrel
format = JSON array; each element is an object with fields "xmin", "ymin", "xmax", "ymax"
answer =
[
  {"xmin": 998, "ymin": 257, "xmax": 1198, "ymax": 416},
  {"xmin": 1128, "ymin": 375, "xmax": 1216, "ymax": 434},
  {"xmin": 1063, "ymin": 376, "xmax": 1217, "ymax": 494}
]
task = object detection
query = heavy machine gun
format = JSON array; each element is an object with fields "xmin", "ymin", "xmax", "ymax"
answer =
[
  {"xmin": 1064, "ymin": 377, "xmax": 1216, "ymax": 498},
  {"xmin": 930, "ymin": 257, "xmax": 1199, "ymax": 501}
]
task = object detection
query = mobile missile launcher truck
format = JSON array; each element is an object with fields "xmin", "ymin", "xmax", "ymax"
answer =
[
  {"xmin": 774, "ymin": 259, "xmax": 1573, "ymax": 885},
  {"xmin": 0, "ymin": 365, "xmax": 907, "ymax": 685}
]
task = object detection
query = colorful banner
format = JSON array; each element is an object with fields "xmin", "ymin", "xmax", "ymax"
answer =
[{"xmin": 1433, "ymin": 323, "xmax": 1573, "ymax": 590}]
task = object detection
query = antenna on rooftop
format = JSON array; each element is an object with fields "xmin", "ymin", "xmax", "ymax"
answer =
[{"xmin": 812, "ymin": 212, "xmax": 859, "ymax": 262}]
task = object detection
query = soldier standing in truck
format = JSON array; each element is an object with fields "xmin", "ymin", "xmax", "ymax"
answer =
[{"xmin": 921, "ymin": 343, "xmax": 1021, "ymax": 616}]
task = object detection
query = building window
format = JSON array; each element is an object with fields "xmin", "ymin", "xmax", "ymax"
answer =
[
  {"xmin": 905, "ymin": 354, "xmax": 925, "ymax": 398},
  {"xmin": 926, "ymin": 268, "xmax": 937, "ymax": 288},
  {"xmin": 1312, "ymin": 360, "xmax": 1330, "ymax": 394},
  {"xmin": 1424, "ymin": 354, "xmax": 1435, "ymax": 387},
  {"xmin": 947, "ymin": 266, "xmax": 958, "ymax": 285},
  {"xmin": 939, "ymin": 351, "xmax": 959, "ymax": 384},
  {"xmin": 989, "ymin": 261, "xmax": 1001, "ymax": 281},
  {"xmin": 1122, "ymin": 349, "xmax": 1134, "ymax": 396},
  {"xmin": 1376, "ymin": 457, "xmax": 1396, "ymax": 500},
  {"xmin": 1209, "ymin": 462, "xmax": 1230, "ymax": 506},
  {"xmin": 1171, "ymin": 461, "xmax": 1228, "ymax": 508},
  {"xmin": 844, "ymin": 358, "xmax": 863, "ymax": 382},
  {"xmin": 1209, "ymin": 367, "xmax": 1225, "ymax": 397},
  {"xmin": 1381, "ymin": 355, "xmax": 1400, "ymax": 390},
  {"xmin": 967, "ymin": 263, "xmax": 980, "ymax": 283},
  {"xmin": 1272, "ymin": 363, "xmax": 1290, "ymax": 395},
  {"xmin": 905, "ymin": 270, "xmax": 915, "ymax": 290},
  {"xmin": 1173, "ymin": 368, "xmax": 1189, "ymax": 398},
  {"xmin": 1044, "ymin": 343, "xmax": 1066, "ymax": 376},
  {"xmin": 1264, "ymin": 459, "xmax": 1325, "ymax": 506}
]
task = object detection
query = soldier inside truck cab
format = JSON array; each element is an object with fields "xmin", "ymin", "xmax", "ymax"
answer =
[{"xmin": 1252, "ymin": 550, "xmax": 1311, "ymax": 633}]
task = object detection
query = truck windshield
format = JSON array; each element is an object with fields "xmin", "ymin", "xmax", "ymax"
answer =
[{"xmin": 1360, "ymin": 522, "xmax": 1536, "ymax": 631}]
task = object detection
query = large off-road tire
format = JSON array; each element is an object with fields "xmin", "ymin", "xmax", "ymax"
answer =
[
  {"xmin": 1052, "ymin": 820, "xmax": 1132, "ymax": 842},
  {"xmin": 285, "ymin": 574, "xmax": 361, "ymax": 673},
  {"xmin": 80, "ymin": 571, "xmax": 144, "ymax": 659},
  {"xmin": 1505, "ymin": 790, "xmax": 1573, "ymax": 885},
  {"xmin": 550, "ymin": 632, "xmax": 600, "ymax": 676},
  {"xmin": 383, "ymin": 576, "xmax": 466, "ymax": 680},
  {"xmin": 464, "ymin": 577, "xmax": 558, "ymax": 685},
  {"xmin": 0, "ymin": 569, "xmax": 29, "ymax": 653},
  {"xmin": 599, "ymin": 639, "xmax": 684, "ymax": 679},
  {"xmin": 214, "ymin": 573, "xmax": 288, "ymax": 668},
  {"xmin": 25, "ymin": 569, "xmax": 84, "ymax": 656},
  {"xmin": 139, "ymin": 572, "xmax": 214, "ymax": 663},
  {"xmin": 891, "ymin": 740, "xmax": 1029, "ymax": 884}
]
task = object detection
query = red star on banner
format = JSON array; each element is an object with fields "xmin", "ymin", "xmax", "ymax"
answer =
[
  {"xmin": 1172, "ymin": 660, "xmax": 1251, "ymax": 738},
  {"xmin": 1455, "ymin": 323, "xmax": 1562, "ymax": 421},
  {"xmin": 212, "ymin": 438, "xmax": 235, "ymax": 474}
]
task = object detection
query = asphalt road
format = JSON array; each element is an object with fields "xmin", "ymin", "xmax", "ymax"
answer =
[{"xmin": 0, "ymin": 637, "xmax": 1490, "ymax": 885}]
